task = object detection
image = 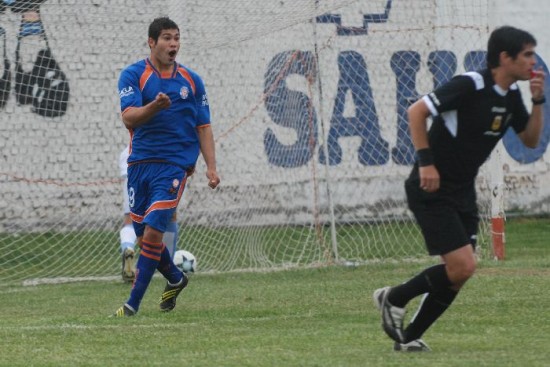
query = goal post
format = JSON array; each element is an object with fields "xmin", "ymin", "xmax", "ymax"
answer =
[
  {"xmin": 3, "ymin": 0, "xmax": 545, "ymax": 286},
  {"xmin": 489, "ymin": 146, "xmax": 506, "ymax": 260}
]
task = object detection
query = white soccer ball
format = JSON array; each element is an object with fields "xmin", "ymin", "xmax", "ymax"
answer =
[{"xmin": 173, "ymin": 250, "xmax": 196, "ymax": 274}]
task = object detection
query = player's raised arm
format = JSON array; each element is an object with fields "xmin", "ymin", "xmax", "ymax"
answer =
[
  {"xmin": 518, "ymin": 68, "xmax": 545, "ymax": 148},
  {"xmin": 122, "ymin": 92, "xmax": 171, "ymax": 129}
]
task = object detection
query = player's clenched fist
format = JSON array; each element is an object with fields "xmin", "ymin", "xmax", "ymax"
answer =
[
  {"xmin": 207, "ymin": 170, "xmax": 220, "ymax": 189},
  {"xmin": 155, "ymin": 92, "xmax": 171, "ymax": 109},
  {"xmin": 529, "ymin": 68, "xmax": 545, "ymax": 101}
]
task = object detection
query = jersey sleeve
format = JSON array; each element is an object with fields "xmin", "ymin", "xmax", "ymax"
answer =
[
  {"xmin": 192, "ymin": 73, "xmax": 211, "ymax": 126},
  {"xmin": 118, "ymin": 67, "xmax": 142, "ymax": 113},
  {"xmin": 509, "ymin": 89, "xmax": 530, "ymax": 134},
  {"xmin": 422, "ymin": 74, "xmax": 477, "ymax": 116}
]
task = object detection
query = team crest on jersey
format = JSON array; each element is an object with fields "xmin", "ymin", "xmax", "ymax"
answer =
[
  {"xmin": 180, "ymin": 87, "xmax": 189, "ymax": 99},
  {"xmin": 491, "ymin": 115, "xmax": 502, "ymax": 131}
]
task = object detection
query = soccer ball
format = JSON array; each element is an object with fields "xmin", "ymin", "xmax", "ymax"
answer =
[{"xmin": 173, "ymin": 250, "xmax": 196, "ymax": 273}]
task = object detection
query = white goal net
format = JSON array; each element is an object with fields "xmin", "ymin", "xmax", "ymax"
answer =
[{"xmin": 0, "ymin": 0, "xmax": 526, "ymax": 286}]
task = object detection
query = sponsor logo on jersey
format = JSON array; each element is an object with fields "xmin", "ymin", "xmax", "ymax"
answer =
[
  {"xmin": 180, "ymin": 86, "xmax": 189, "ymax": 99},
  {"xmin": 491, "ymin": 106, "xmax": 506, "ymax": 113},
  {"xmin": 119, "ymin": 86, "xmax": 134, "ymax": 98},
  {"xmin": 202, "ymin": 94, "xmax": 209, "ymax": 106}
]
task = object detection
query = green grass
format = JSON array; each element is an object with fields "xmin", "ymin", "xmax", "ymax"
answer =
[{"xmin": 0, "ymin": 217, "xmax": 549, "ymax": 366}]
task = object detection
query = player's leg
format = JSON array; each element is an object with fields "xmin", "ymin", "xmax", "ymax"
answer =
[
  {"xmin": 117, "ymin": 225, "xmax": 165, "ymax": 316},
  {"xmin": 157, "ymin": 174, "xmax": 192, "ymax": 311},
  {"xmin": 120, "ymin": 175, "xmax": 137, "ymax": 282},
  {"xmin": 162, "ymin": 211, "xmax": 178, "ymax": 259},
  {"xmin": 375, "ymin": 179, "xmax": 464, "ymax": 346},
  {"xmin": 152, "ymin": 208, "xmax": 184, "ymax": 286},
  {"xmin": 120, "ymin": 215, "xmax": 135, "ymax": 255},
  {"xmin": 402, "ymin": 245, "xmax": 475, "ymax": 342},
  {"xmin": 120, "ymin": 214, "xmax": 136, "ymax": 282},
  {"xmin": 374, "ymin": 180, "xmax": 445, "ymax": 344},
  {"xmin": 390, "ymin": 184, "xmax": 478, "ymax": 346},
  {"xmin": 149, "ymin": 166, "xmax": 191, "ymax": 312},
  {"xmin": 113, "ymin": 163, "xmax": 188, "ymax": 316},
  {"xmin": 162, "ymin": 175, "xmax": 185, "ymax": 259},
  {"xmin": 146, "ymin": 164, "xmax": 187, "ymax": 284},
  {"xmin": 113, "ymin": 163, "xmax": 157, "ymax": 316}
]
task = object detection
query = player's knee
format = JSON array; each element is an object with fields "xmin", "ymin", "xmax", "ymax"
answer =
[
  {"xmin": 143, "ymin": 226, "xmax": 164, "ymax": 243},
  {"xmin": 447, "ymin": 258, "xmax": 476, "ymax": 284},
  {"xmin": 461, "ymin": 260, "xmax": 477, "ymax": 280},
  {"xmin": 460, "ymin": 262, "xmax": 476, "ymax": 283}
]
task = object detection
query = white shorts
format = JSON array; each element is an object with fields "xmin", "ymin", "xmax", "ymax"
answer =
[
  {"xmin": 119, "ymin": 145, "xmax": 130, "ymax": 177},
  {"xmin": 119, "ymin": 146, "xmax": 130, "ymax": 214}
]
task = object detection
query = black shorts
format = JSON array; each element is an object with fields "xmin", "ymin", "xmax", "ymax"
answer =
[{"xmin": 405, "ymin": 177, "xmax": 479, "ymax": 256}]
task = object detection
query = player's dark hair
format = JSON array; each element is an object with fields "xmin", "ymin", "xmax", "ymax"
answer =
[
  {"xmin": 486, "ymin": 26, "xmax": 536, "ymax": 69},
  {"xmin": 148, "ymin": 17, "xmax": 179, "ymax": 42}
]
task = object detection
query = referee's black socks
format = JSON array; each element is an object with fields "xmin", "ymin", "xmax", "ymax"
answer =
[
  {"xmin": 388, "ymin": 264, "xmax": 453, "ymax": 308},
  {"xmin": 404, "ymin": 287, "xmax": 458, "ymax": 342}
]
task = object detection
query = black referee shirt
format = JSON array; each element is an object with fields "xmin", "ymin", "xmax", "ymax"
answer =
[{"xmin": 421, "ymin": 68, "xmax": 529, "ymax": 184}]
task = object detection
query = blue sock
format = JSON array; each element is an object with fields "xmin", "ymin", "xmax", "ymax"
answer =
[
  {"xmin": 156, "ymin": 244, "xmax": 184, "ymax": 285},
  {"xmin": 126, "ymin": 241, "xmax": 163, "ymax": 312},
  {"xmin": 163, "ymin": 221, "xmax": 179, "ymax": 259}
]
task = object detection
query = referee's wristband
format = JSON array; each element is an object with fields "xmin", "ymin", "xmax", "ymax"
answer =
[
  {"xmin": 532, "ymin": 96, "xmax": 546, "ymax": 105},
  {"xmin": 416, "ymin": 148, "xmax": 434, "ymax": 167}
]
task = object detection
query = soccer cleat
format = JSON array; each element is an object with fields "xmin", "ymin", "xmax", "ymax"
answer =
[
  {"xmin": 159, "ymin": 274, "xmax": 188, "ymax": 312},
  {"xmin": 121, "ymin": 248, "xmax": 135, "ymax": 283},
  {"xmin": 373, "ymin": 286, "xmax": 406, "ymax": 343},
  {"xmin": 111, "ymin": 304, "xmax": 136, "ymax": 317},
  {"xmin": 394, "ymin": 339, "xmax": 431, "ymax": 352}
]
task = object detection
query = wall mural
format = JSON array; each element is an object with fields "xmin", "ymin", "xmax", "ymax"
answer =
[{"xmin": 0, "ymin": 0, "xmax": 69, "ymax": 117}]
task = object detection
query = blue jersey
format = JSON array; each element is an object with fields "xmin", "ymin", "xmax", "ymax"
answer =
[{"xmin": 118, "ymin": 58, "xmax": 211, "ymax": 169}]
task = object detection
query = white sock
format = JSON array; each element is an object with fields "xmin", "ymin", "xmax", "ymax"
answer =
[{"xmin": 120, "ymin": 224, "xmax": 136, "ymax": 253}]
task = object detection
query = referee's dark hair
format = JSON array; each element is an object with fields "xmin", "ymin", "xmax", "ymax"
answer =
[{"xmin": 486, "ymin": 26, "xmax": 537, "ymax": 69}]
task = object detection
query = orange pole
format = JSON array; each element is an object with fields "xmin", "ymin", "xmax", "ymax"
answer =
[{"xmin": 491, "ymin": 217, "xmax": 505, "ymax": 260}]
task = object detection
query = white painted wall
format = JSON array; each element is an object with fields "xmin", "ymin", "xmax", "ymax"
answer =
[{"xmin": 0, "ymin": 0, "xmax": 548, "ymax": 230}]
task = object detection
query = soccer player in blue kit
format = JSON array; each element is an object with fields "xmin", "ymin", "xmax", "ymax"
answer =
[
  {"xmin": 374, "ymin": 26, "xmax": 545, "ymax": 351},
  {"xmin": 113, "ymin": 17, "xmax": 220, "ymax": 317}
]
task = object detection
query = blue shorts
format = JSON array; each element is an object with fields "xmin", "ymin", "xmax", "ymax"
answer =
[{"xmin": 127, "ymin": 162, "xmax": 188, "ymax": 236}]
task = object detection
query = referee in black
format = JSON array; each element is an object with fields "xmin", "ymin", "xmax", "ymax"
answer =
[{"xmin": 374, "ymin": 25, "xmax": 545, "ymax": 352}]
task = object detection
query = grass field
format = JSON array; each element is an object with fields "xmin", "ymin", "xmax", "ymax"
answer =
[{"xmin": 1, "ymin": 217, "xmax": 549, "ymax": 366}]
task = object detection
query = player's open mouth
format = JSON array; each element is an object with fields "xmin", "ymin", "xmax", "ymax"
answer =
[{"xmin": 169, "ymin": 50, "xmax": 177, "ymax": 58}]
